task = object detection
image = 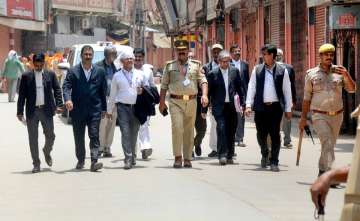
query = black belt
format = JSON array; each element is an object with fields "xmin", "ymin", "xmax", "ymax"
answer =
[
  {"xmin": 116, "ymin": 102, "xmax": 134, "ymax": 107},
  {"xmin": 264, "ymin": 102, "xmax": 279, "ymax": 106},
  {"xmin": 35, "ymin": 105, "xmax": 45, "ymax": 109}
]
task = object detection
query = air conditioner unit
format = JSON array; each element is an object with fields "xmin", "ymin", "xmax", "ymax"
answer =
[{"xmin": 82, "ymin": 17, "xmax": 91, "ymax": 29}]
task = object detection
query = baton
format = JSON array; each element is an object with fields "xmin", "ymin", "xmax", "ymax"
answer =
[
  {"xmin": 317, "ymin": 195, "xmax": 325, "ymax": 221},
  {"xmin": 296, "ymin": 129, "xmax": 304, "ymax": 166}
]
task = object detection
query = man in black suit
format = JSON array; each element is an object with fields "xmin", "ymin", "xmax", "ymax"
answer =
[
  {"xmin": 245, "ymin": 44, "xmax": 293, "ymax": 172},
  {"xmin": 63, "ymin": 45, "xmax": 107, "ymax": 172},
  {"xmin": 17, "ymin": 53, "xmax": 63, "ymax": 173},
  {"xmin": 207, "ymin": 50, "xmax": 245, "ymax": 165},
  {"xmin": 230, "ymin": 44, "xmax": 249, "ymax": 147}
]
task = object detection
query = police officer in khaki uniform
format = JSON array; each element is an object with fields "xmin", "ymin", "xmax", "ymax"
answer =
[
  {"xmin": 299, "ymin": 43, "xmax": 355, "ymax": 177},
  {"xmin": 159, "ymin": 39, "xmax": 208, "ymax": 168}
]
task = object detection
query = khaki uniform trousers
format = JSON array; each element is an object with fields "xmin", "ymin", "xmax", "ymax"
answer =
[
  {"xmin": 169, "ymin": 98, "xmax": 197, "ymax": 160},
  {"xmin": 99, "ymin": 105, "xmax": 117, "ymax": 152},
  {"xmin": 312, "ymin": 112, "xmax": 343, "ymax": 171}
]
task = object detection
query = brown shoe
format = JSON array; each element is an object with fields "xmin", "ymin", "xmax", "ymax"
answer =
[
  {"xmin": 183, "ymin": 159, "xmax": 192, "ymax": 168},
  {"xmin": 173, "ymin": 156, "xmax": 182, "ymax": 168}
]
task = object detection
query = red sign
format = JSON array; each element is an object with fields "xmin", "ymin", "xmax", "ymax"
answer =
[
  {"xmin": 337, "ymin": 13, "xmax": 356, "ymax": 28},
  {"xmin": 7, "ymin": 0, "xmax": 34, "ymax": 20},
  {"xmin": 52, "ymin": 0, "xmax": 114, "ymax": 12}
]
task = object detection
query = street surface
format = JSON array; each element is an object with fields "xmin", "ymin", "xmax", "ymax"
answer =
[{"xmin": 0, "ymin": 93, "xmax": 354, "ymax": 221}]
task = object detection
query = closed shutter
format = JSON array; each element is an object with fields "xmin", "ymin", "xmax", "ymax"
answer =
[
  {"xmin": 315, "ymin": 6, "xmax": 326, "ymax": 64},
  {"xmin": 270, "ymin": 0, "xmax": 281, "ymax": 47}
]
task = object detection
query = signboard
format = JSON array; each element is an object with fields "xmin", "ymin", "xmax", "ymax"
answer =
[
  {"xmin": 330, "ymin": 5, "xmax": 360, "ymax": 30},
  {"xmin": 52, "ymin": 0, "xmax": 114, "ymax": 13},
  {"xmin": 7, "ymin": 0, "xmax": 35, "ymax": 20}
]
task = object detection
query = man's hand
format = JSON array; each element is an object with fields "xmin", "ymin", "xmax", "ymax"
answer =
[
  {"xmin": 55, "ymin": 107, "xmax": 63, "ymax": 114},
  {"xmin": 17, "ymin": 114, "xmax": 24, "ymax": 122},
  {"xmin": 244, "ymin": 107, "xmax": 252, "ymax": 117},
  {"xmin": 137, "ymin": 87, "xmax": 143, "ymax": 95},
  {"xmin": 106, "ymin": 113, "xmax": 112, "ymax": 120},
  {"xmin": 201, "ymin": 113, "xmax": 207, "ymax": 119},
  {"xmin": 334, "ymin": 66, "xmax": 348, "ymax": 76},
  {"xmin": 159, "ymin": 101, "xmax": 168, "ymax": 114},
  {"xmin": 299, "ymin": 117, "xmax": 307, "ymax": 131},
  {"xmin": 65, "ymin": 100, "xmax": 73, "ymax": 111},
  {"xmin": 201, "ymin": 95, "xmax": 209, "ymax": 107},
  {"xmin": 285, "ymin": 112, "xmax": 292, "ymax": 120},
  {"xmin": 101, "ymin": 111, "xmax": 106, "ymax": 119}
]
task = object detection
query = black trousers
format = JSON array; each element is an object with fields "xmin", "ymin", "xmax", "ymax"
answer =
[
  {"xmin": 26, "ymin": 108, "xmax": 55, "ymax": 166},
  {"xmin": 214, "ymin": 103, "xmax": 238, "ymax": 159},
  {"xmin": 72, "ymin": 115, "xmax": 101, "ymax": 163},
  {"xmin": 254, "ymin": 102, "xmax": 283, "ymax": 165},
  {"xmin": 194, "ymin": 98, "xmax": 207, "ymax": 148}
]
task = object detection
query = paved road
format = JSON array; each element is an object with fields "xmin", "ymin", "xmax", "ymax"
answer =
[{"xmin": 0, "ymin": 93, "xmax": 354, "ymax": 221}]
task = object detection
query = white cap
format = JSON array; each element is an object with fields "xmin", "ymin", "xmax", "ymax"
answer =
[
  {"xmin": 212, "ymin": 44, "xmax": 223, "ymax": 50},
  {"xmin": 119, "ymin": 49, "xmax": 135, "ymax": 60}
]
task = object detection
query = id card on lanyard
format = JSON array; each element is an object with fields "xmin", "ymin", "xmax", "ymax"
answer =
[{"xmin": 177, "ymin": 62, "xmax": 190, "ymax": 87}]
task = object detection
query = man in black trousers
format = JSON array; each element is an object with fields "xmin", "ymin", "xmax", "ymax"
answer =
[
  {"xmin": 63, "ymin": 45, "xmax": 107, "ymax": 172},
  {"xmin": 17, "ymin": 53, "xmax": 63, "ymax": 173},
  {"xmin": 207, "ymin": 50, "xmax": 245, "ymax": 165},
  {"xmin": 245, "ymin": 44, "xmax": 293, "ymax": 172}
]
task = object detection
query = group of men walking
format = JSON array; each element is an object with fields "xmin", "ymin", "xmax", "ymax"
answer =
[
  {"xmin": 17, "ymin": 45, "xmax": 157, "ymax": 172},
  {"xmin": 16, "ymin": 39, "xmax": 355, "ymax": 178}
]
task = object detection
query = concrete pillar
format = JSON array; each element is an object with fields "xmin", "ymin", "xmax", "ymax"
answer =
[{"xmin": 257, "ymin": 0, "xmax": 265, "ymax": 61}]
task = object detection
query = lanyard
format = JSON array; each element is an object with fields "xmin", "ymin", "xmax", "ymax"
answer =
[{"xmin": 123, "ymin": 71, "xmax": 133, "ymax": 87}]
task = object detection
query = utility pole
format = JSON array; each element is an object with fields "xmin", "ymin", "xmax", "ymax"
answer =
[{"xmin": 132, "ymin": 0, "xmax": 144, "ymax": 48}]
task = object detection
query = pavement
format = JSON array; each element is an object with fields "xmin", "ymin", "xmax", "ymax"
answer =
[{"xmin": 0, "ymin": 93, "xmax": 354, "ymax": 221}]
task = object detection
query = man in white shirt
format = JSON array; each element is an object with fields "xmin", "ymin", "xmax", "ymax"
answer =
[
  {"xmin": 133, "ymin": 48, "xmax": 155, "ymax": 160},
  {"xmin": 245, "ymin": 44, "xmax": 292, "ymax": 172},
  {"xmin": 107, "ymin": 50, "xmax": 145, "ymax": 169}
]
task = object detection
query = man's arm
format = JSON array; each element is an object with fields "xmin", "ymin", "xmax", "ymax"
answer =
[
  {"xmin": 17, "ymin": 74, "xmax": 26, "ymax": 118},
  {"xmin": 99, "ymin": 69, "xmax": 108, "ymax": 113},
  {"xmin": 245, "ymin": 67, "xmax": 256, "ymax": 116},
  {"xmin": 310, "ymin": 166, "xmax": 350, "ymax": 209},
  {"xmin": 288, "ymin": 65, "xmax": 296, "ymax": 106},
  {"xmin": 51, "ymin": 71, "xmax": 63, "ymax": 108},
  {"xmin": 235, "ymin": 69, "xmax": 245, "ymax": 106},
  {"xmin": 159, "ymin": 64, "xmax": 170, "ymax": 113},
  {"xmin": 299, "ymin": 72, "xmax": 313, "ymax": 130}
]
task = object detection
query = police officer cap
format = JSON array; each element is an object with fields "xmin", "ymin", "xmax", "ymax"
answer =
[
  {"xmin": 174, "ymin": 39, "xmax": 189, "ymax": 49},
  {"xmin": 319, "ymin": 43, "xmax": 335, "ymax": 53}
]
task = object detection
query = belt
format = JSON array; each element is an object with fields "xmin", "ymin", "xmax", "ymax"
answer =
[
  {"xmin": 264, "ymin": 102, "xmax": 279, "ymax": 106},
  {"xmin": 116, "ymin": 102, "xmax": 134, "ymax": 107},
  {"xmin": 35, "ymin": 105, "xmax": 45, "ymax": 109},
  {"xmin": 170, "ymin": 94, "xmax": 196, "ymax": 101},
  {"xmin": 312, "ymin": 109, "xmax": 343, "ymax": 116}
]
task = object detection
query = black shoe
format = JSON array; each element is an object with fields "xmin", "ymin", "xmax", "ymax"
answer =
[
  {"xmin": 76, "ymin": 161, "xmax": 85, "ymax": 170},
  {"xmin": 208, "ymin": 151, "xmax": 218, "ymax": 158},
  {"xmin": 330, "ymin": 183, "xmax": 340, "ymax": 188},
  {"xmin": 32, "ymin": 165, "xmax": 40, "ymax": 173},
  {"xmin": 132, "ymin": 158, "xmax": 136, "ymax": 166},
  {"xmin": 192, "ymin": 151, "xmax": 195, "ymax": 160},
  {"xmin": 219, "ymin": 157, "xmax": 227, "ymax": 165},
  {"xmin": 141, "ymin": 148, "xmax": 152, "ymax": 160},
  {"xmin": 124, "ymin": 161, "xmax": 132, "ymax": 170},
  {"xmin": 270, "ymin": 164, "xmax": 280, "ymax": 172},
  {"xmin": 195, "ymin": 145, "xmax": 202, "ymax": 156},
  {"xmin": 238, "ymin": 141, "xmax": 246, "ymax": 147},
  {"xmin": 90, "ymin": 162, "xmax": 103, "ymax": 172},
  {"xmin": 43, "ymin": 149, "xmax": 52, "ymax": 167},
  {"xmin": 103, "ymin": 152, "xmax": 112, "ymax": 158},
  {"xmin": 97, "ymin": 151, "xmax": 103, "ymax": 158},
  {"xmin": 183, "ymin": 160, "xmax": 192, "ymax": 168},
  {"xmin": 226, "ymin": 158, "xmax": 234, "ymax": 164},
  {"xmin": 261, "ymin": 157, "xmax": 267, "ymax": 168}
]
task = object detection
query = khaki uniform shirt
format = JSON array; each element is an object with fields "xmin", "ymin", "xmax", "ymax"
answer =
[
  {"xmin": 303, "ymin": 64, "xmax": 355, "ymax": 112},
  {"xmin": 161, "ymin": 59, "xmax": 207, "ymax": 95}
]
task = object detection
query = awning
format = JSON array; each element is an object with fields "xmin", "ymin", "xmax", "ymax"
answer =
[
  {"xmin": 306, "ymin": 0, "xmax": 332, "ymax": 8},
  {"xmin": 153, "ymin": 33, "xmax": 171, "ymax": 48},
  {"xmin": 207, "ymin": 0, "xmax": 218, "ymax": 21},
  {"xmin": 0, "ymin": 17, "xmax": 45, "ymax": 31},
  {"xmin": 225, "ymin": 0, "xmax": 241, "ymax": 9}
]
